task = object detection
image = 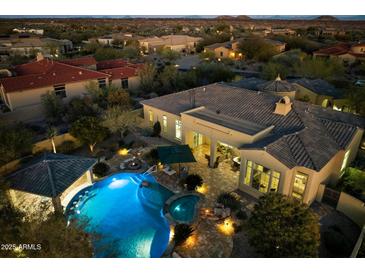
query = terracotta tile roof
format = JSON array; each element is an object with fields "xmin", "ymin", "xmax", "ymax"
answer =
[
  {"xmin": 314, "ymin": 43, "xmax": 351, "ymax": 56},
  {"xmin": 97, "ymin": 59, "xmax": 143, "ymax": 80},
  {"xmin": 100, "ymin": 66, "xmax": 139, "ymax": 80},
  {"xmin": 0, "ymin": 59, "xmax": 109, "ymax": 93},
  {"xmin": 96, "ymin": 59, "xmax": 130, "ymax": 70},
  {"xmin": 59, "ymin": 56, "xmax": 97, "ymax": 67}
]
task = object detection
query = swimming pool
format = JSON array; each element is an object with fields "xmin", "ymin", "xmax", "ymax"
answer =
[
  {"xmin": 67, "ymin": 173, "xmax": 174, "ymax": 258},
  {"xmin": 168, "ymin": 195, "xmax": 201, "ymax": 224}
]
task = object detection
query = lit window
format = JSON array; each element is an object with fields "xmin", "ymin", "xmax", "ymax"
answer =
[
  {"xmin": 175, "ymin": 120, "xmax": 182, "ymax": 140},
  {"xmin": 270, "ymin": 171, "xmax": 280, "ymax": 192},
  {"xmin": 121, "ymin": 78, "xmax": 128, "ymax": 89},
  {"xmin": 244, "ymin": 160, "xmax": 280, "ymax": 193},
  {"xmin": 148, "ymin": 110, "xmax": 153, "ymax": 125},
  {"xmin": 341, "ymin": 150, "xmax": 350, "ymax": 173},
  {"xmin": 162, "ymin": 115, "xmax": 167, "ymax": 133},
  {"xmin": 292, "ymin": 172, "xmax": 308, "ymax": 200}
]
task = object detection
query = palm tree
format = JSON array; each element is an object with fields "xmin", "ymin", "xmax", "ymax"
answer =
[
  {"xmin": 47, "ymin": 126, "xmax": 58, "ymax": 153},
  {"xmin": 165, "ymin": 224, "xmax": 195, "ymax": 257}
]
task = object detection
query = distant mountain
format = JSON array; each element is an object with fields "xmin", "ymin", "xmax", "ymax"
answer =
[
  {"xmin": 215, "ymin": 15, "xmax": 236, "ymax": 20},
  {"xmin": 236, "ymin": 15, "xmax": 252, "ymax": 20}
]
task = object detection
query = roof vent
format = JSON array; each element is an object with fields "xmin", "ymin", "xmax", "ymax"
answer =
[
  {"xmin": 79, "ymin": 71, "xmax": 83, "ymax": 75},
  {"xmin": 216, "ymin": 110, "xmax": 221, "ymax": 114},
  {"xmin": 52, "ymin": 72, "xmax": 56, "ymax": 76},
  {"xmin": 274, "ymin": 96, "xmax": 292, "ymax": 116},
  {"xmin": 203, "ymin": 87, "xmax": 206, "ymax": 92}
]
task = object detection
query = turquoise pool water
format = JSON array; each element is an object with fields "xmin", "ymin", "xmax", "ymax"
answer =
[
  {"xmin": 67, "ymin": 173, "xmax": 174, "ymax": 258},
  {"xmin": 169, "ymin": 195, "xmax": 200, "ymax": 223}
]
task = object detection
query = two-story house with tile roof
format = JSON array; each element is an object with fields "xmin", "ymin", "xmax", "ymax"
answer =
[
  {"xmin": 0, "ymin": 54, "xmax": 110, "ymax": 122},
  {"xmin": 141, "ymin": 83, "xmax": 364, "ymax": 205}
]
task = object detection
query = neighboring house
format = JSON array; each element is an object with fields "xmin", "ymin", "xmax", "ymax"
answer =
[
  {"xmin": 264, "ymin": 39, "xmax": 287, "ymax": 52},
  {"xmin": 13, "ymin": 28, "xmax": 44, "ymax": 35},
  {"xmin": 288, "ymin": 78, "xmax": 347, "ymax": 110},
  {"xmin": 5, "ymin": 152, "xmax": 96, "ymax": 213},
  {"xmin": 88, "ymin": 33, "xmax": 141, "ymax": 46},
  {"xmin": 231, "ymin": 76, "xmax": 346, "ymax": 110},
  {"xmin": 59, "ymin": 56, "xmax": 97, "ymax": 70},
  {"xmin": 203, "ymin": 41, "xmax": 243, "ymax": 60},
  {"xmin": 319, "ymin": 27, "xmax": 346, "ymax": 36},
  {"xmin": 175, "ymin": 55, "xmax": 201, "ymax": 71},
  {"xmin": 271, "ymin": 28, "xmax": 296, "ymax": 35},
  {"xmin": 313, "ymin": 43, "xmax": 365, "ymax": 63},
  {"xmin": 141, "ymin": 83, "xmax": 364, "ymax": 205},
  {"xmin": 96, "ymin": 59, "xmax": 143, "ymax": 90},
  {"xmin": 0, "ymin": 34, "xmax": 73, "ymax": 57},
  {"xmin": 236, "ymin": 38, "xmax": 286, "ymax": 53},
  {"xmin": 0, "ymin": 54, "xmax": 110, "ymax": 121},
  {"xmin": 139, "ymin": 35, "xmax": 202, "ymax": 54}
]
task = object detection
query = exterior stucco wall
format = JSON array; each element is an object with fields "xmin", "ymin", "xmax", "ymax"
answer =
[
  {"xmin": 238, "ymin": 150, "xmax": 291, "ymax": 199},
  {"xmin": 142, "ymin": 104, "xmax": 181, "ymax": 143},
  {"xmin": 60, "ymin": 170, "xmax": 93, "ymax": 208},
  {"xmin": 6, "ymin": 79, "xmax": 101, "ymax": 110},
  {"xmin": 8, "ymin": 189, "xmax": 54, "ymax": 216},
  {"xmin": 351, "ymin": 45, "xmax": 365, "ymax": 54},
  {"xmin": 110, "ymin": 76, "xmax": 140, "ymax": 91},
  {"xmin": 337, "ymin": 192, "xmax": 365, "ymax": 227},
  {"xmin": 293, "ymin": 84, "xmax": 320, "ymax": 104}
]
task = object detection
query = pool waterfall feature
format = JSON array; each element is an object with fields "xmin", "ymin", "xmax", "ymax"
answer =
[{"xmin": 66, "ymin": 172, "xmax": 201, "ymax": 258}]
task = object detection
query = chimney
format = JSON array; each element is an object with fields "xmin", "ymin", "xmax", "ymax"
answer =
[
  {"xmin": 36, "ymin": 52, "xmax": 44, "ymax": 61},
  {"xmin": 274, "ymin": 96, "xmax": 292, "ymax": 116}
]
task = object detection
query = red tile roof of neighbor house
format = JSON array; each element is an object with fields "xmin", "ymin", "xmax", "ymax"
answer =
[
  {"xmin": 59, "ymin": 56, "xmax": 97, "ymax": 67},
  {"xmin": 96, "ymin": 59, "xmax": 130, "ymax": 70},
  {"xmin": 100, "ymin": 66, "xmax": 139, "ymax": 80},
  {"xmin": 1, "ymin": 59, "xmax": 109, "ymax": 93},
  {"xmin": 314, "ymin": 43, "xmax": 351, "ymax": 56}
]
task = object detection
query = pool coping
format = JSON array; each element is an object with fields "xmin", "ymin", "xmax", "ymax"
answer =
[{"xmin": 163, "ymin": 192, "xmax": 204, "ymax": 225}]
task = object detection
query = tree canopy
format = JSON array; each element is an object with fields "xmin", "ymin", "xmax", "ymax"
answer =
[
  {"xmin": 101, "ymin": 106, "xmax": 137, "ymax": 138},
  {"xmin": 247, "ymin": 193, "xmax": 320, "ymax": 257},
  {"xmin": 41, "ymin": 91, "xmax": 65, "ymax": 125},
  {"xmin": 239, "ymin": 38, "xmax": 279, "ymax": 62},
  {"xmin": 139, "ymin": 63, "xmax": 158, "ymax": 93},
  {"xmin": 70, "ymin": 116, "xmax": 108, "ymax": 152},
  {"xmin": 0, "ymin": 123, "xmax": 34, "ymax": 165}
]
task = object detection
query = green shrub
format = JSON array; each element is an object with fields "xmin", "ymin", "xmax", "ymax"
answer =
[
  {"xmin": 173, "ymin": 224, "xmax": 195, "ymax": 247},
  {"xmin": 184, "ymin": 174, "xmax": 203, "ymax": 191},
  {"xmin": 151, "ymin": 121, "xmax": 161, "ymax": 137},
  {"xmin": 233, "ymin": 223, "xmax": 243, "ymax": 233},
  {"xmin": 217, "ymin": 192, "xmax": 241, "ymax": 211},
  {"xmin": 235, "ymin": 209, "xmax": 248, "ymax": 220},
  {"xmin": 93, "ymin": 162, "xmax": 110, "ymax": 178}
]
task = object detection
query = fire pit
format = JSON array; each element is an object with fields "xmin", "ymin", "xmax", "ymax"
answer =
[{"xmin": 125, "ymin": 158, "xmax": 142, "ymax": 170}]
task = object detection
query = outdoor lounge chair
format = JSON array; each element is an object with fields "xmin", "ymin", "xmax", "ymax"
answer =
[{"xmin": 162, "ymin": 165, "xmax": 176, "ymax": 176}]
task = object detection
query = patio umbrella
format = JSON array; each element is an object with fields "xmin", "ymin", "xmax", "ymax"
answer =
[{"xmin": 157, "ymin": 145, "xmax": 196, "ymax": 176}]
